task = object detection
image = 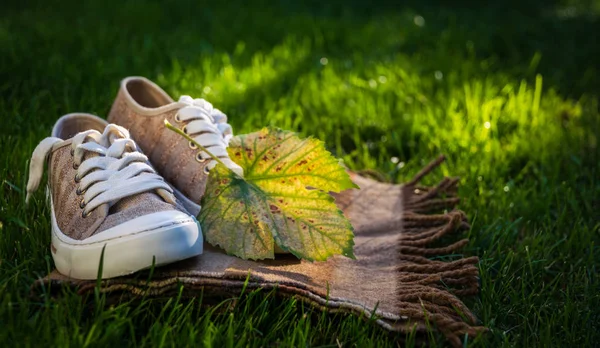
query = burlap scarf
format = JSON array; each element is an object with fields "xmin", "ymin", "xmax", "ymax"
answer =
[{"xmin": 33, "ymin": 156, "xmax": 485, "ymax": 346}]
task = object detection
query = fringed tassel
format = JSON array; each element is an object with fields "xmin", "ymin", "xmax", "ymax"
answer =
[{"xmin": 398, "ymin": 155, "xmax": 486, "ymax": 346}]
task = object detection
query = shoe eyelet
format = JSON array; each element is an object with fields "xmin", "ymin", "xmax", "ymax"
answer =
[
  {"xmin": 195, "ymin": 153, "xmax": 206, "ymax": 163},
  {"xmin": 74, "ymin": 174, "xmax": 80, "ymax": 183},
  {"xmin": 189, "ymin": 141, "xmax": 198, "ymax": 150},
  {"xmin": 203, "ymin": 166, "xmax": 210, "ymax": 175},
  {"xmin": 79, "ymin": 199, "xmax": 86, "ymax": 209},
  {"xmin": 182, "ymin": 126, "xmax": 188, "ymax": 134},
  {"xmin": 73, "ymin": 163, "xmax": 79, "ymax": 170},
  {"xmin": 76, "ymin": 187, "xmax": 85, "ymax": 195},
  {"xmin": 174, "ymin": 113, "xmax": 181, "ymax": 123},
  {"xmin": 82, "ymin": 211, "xmax": 89, "ymax": 218},
  {"xmin": 70, "ymin": 148, "xmax": 74, "ymax": 156}
]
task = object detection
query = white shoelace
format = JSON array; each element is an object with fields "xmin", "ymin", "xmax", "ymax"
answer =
[
  {"xmin": 176, "ymin": 96, "xmax": 243, "ymax": 176},
  {"xmin": 26, "ymin": 124, "xmax": 175, "ymax": 217}
]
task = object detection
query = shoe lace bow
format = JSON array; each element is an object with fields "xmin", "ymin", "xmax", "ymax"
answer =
[
  {"xmin": 26, "ymin": 124, "xmax": 175, "ymax": 216},
  {"xmin": 176, "ymin": 96, "xmax": 243, "ymax": 176}
]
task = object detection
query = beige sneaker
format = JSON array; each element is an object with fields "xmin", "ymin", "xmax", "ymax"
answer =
[
  {"xmin": 107, "ymin": 77, "xmax": 243, "ymax": 216},
  {"xmin": 26, "ymin": 113, "xmax": 202, "ymax": 279}
]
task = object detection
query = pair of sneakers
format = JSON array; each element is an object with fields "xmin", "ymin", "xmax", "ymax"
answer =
[{"xmin": 27, "ymin": 77, "xmax": 243, "ymax": 279}]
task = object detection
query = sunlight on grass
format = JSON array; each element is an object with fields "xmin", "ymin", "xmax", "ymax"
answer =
[
  {"xmin": 1, "ymin": 0, "xmax": 599, "ymax": 346},
  {"xmin": 150, "ymin": 33, "xmax": 593, "ymax": 184}
]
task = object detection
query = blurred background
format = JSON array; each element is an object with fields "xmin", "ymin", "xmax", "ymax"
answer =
[
  {"xmin": 2, "ymin": 0, "xmax": 599, "ymax": 171},
  {"xmin": 1, "ymin": 0, "xmax": 599, "ymax": 346}
]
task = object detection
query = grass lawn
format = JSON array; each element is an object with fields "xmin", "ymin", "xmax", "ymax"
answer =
[{"xmin": 1, "ymin": 0, "xmax": 599, "ymax": 346}]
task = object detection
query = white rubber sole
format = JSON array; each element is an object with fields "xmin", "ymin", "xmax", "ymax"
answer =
[{"xmin": 49, "ymin": 198, "xmax": 202, "ymax": 280}]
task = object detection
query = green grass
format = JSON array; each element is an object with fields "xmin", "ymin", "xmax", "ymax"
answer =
[{"xmin": 1, "ymin": 0, "xmax": 599, "ymax": 346}]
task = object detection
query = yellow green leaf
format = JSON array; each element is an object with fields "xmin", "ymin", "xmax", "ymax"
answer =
[{"xmin": 199, "ymin": 127, "xmax": 357, "ymax": 261}]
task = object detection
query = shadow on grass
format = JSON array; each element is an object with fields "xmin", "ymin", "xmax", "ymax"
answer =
[{"xmin": 1, "ymin": 0, "xmax": 599, "ymax": 96}]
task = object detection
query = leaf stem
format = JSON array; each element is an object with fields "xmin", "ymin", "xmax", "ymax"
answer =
[{"xmin": 164, "ymin": 119, "xmax": 242, "ymax": 178}]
